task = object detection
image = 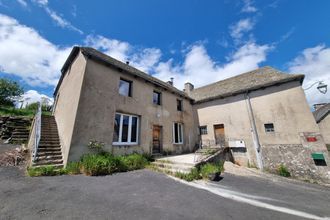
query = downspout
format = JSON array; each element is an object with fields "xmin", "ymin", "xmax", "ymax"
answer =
[{"xmin": 244, "ymin": 92, "xmax": 263, "ymax": 170}]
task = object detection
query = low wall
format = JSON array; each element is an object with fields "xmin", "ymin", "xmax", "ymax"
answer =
[{"xmin": 262, "ymin": 144, "xmax": 330, "ymax": 183}]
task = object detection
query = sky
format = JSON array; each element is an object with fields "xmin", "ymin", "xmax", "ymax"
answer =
[{"xmin": 0, "ymin": 0, "xmax": 329, "ymax": 106}]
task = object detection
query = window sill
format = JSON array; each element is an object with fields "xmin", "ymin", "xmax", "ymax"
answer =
[{"xmin": 113, "ymin": 143, "xmax": 138, "ymax": 146}]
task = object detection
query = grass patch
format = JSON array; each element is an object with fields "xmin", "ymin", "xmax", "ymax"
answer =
[
  {"xmin": 27, "ymin": 165, "xmax": 67, "ymax": 177},
  {"xmin": 65, "ymin": 162, "xmax": 81, "ymax": 175},
  {"xmin": 0, "ymin": 106, "xmax": 35, "ymax": 117},
  {"xmin": 200, "ymin": 162, "xmax": 224, "ymax": 179},
  {"xmin": 175, "ymin": 168, "xmax": 201, "ymax": 182},
  {"xmin": 277, "ymin": 164, "xmax": 291, "ymax": 177}
]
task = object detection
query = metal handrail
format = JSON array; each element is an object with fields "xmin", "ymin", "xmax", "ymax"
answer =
[{"xmin": 32, "ymin": 102, "xmax": 42, "ymax": 162}]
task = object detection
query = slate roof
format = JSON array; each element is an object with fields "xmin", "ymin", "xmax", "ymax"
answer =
[
  {"xmin": 313, "ymin": 103, "xmax": 330, "ymax": 123},
  {"xmin": 190, "ymin": 66, "xmax": 305, "ymax": 103},
  {"xmin": 55, "ymin": 46, "xmax": 192, "ymax": 100}
]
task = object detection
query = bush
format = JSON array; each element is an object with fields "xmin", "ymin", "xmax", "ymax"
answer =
[
  {"xmin": 278, "ymin": 164, "xmax": 290, "ymax": 177},
  {"xmin": 80, "ymin": 153, "xmax": 121, "ymax": 176},
  {"xmin": 119, "ymin": 154, "xmax": 149, "ymax": 171},
  {"xmin": 27, "ymin": 165, "xmax": 64, "ymax": 177},
  {"xmin": 200, "ymin": 162, "xmax": 224, "ymax": 179},
  {"xmin": 175, "ymin": 168, "xmax": 201, "ymax": 182},
  {"xmin": 66, "ymin": 162, "xmax": 81, "ymax": 175}
]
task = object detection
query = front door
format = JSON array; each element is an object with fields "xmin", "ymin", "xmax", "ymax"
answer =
[
  {"xmin": 152, "ymin": 125, "xmax": 162, "ymax": 154},
  {"xmin": 214, "ymin": 124, "xmax": 225, "ymax": 146}
]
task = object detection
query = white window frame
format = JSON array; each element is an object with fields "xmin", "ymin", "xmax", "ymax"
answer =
[
  {"xmin": 113, "ymin": 113, "xmax": 139, "ymax": 145},
  {"xmin": 173, "ymin": 122, "xmax": 184, "ymax": 144}
]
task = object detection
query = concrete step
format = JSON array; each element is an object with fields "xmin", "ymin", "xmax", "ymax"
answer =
[
  {"xmin": 39, "ymin": 143, "xmax": 61, "ymax": 148},
  {"xmin": 151, "ymin": 161, "xmax": 194, "ymax": 174},
  {"xmin": 39, "ymin": 140, "xmax": 60, "ymax": 144},
  {"xmin": 33, "ymin": 159, "xmax": 63, "ymax": 166},
  {"xmin": 38, "ymin": 147, "xmax": 61, "ymax": 152},
  {"xmin": 37, "ymin": 151, "xmax": 62, "ymax": 157},
  {"xmin": 35, "ymin": 155, "xmax": 63, "ymax": 161},
  {"xmin": 32, "ymin": 164, "xmax": 64, "ymax": 169}
]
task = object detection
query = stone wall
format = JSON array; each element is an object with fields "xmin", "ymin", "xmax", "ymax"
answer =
[
  {"xmin": 0, "ymin": 116, "xmax": 32, "ymax": 144},
  {"xmin": 262, "ymin": 143, "xmax": 330, "ymax": 183}
]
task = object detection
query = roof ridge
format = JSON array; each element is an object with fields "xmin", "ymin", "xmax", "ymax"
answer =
[{"xmin": 192, "ymin": 66, "xmax": 278, "ymax": 91}]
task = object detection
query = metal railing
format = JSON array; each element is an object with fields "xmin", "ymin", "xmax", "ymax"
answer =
[{"xmin": 32, "ymin": 102, "xmax": 42, "ymax": 162}]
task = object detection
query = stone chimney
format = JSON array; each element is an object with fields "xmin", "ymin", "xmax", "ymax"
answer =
[
  {"xmin": 313, "ymin": 103, "xmax": 327, "ymax": 111},
  {"xmin": 167, "ymin": 77, "xmax": 174, "ymax": 86},
  {"xmin": 184, "ymin": 82, "xmax": 194, "ymax": 95}
]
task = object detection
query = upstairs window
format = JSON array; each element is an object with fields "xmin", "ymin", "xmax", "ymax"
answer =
[
  {"xmin": 173, "ymin": 122, "xmax": 183, "ymax": 144},
  {"xmin": 113, "ymin": 113, "xmax": 139, "ymax": 145},
  {"xmin": 199, "ymin": 126, "xmax": 208, "ymax": 135},
  {"xmin": 153, "ymin": 91, "xmax": 161, "ymax": 105},
  {"xmin": 264, "ymin": 123, "xmax": 274, "ymax": 133},
  {"xmin": 177, "ymin": 99, "xmax": 183, "ymax": 111},
  {"xmin": 119, "ymin": 79, "xmax": 132, "ymax": 97}
]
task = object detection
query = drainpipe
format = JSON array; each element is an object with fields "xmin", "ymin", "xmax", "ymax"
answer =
[{"xmin": 244, "ymin": 92, "xmax": 263, "ymax": 170}]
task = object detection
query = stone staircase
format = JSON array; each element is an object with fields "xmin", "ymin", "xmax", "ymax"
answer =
[
  {"xmin": 32, "ymin": 115, "xmax": 63, "ymax": 168},
  {"xmin": 0, "ymin": 117, "xmax": 31, "ymax": 144},
  {"xmin": 151, "ymin": 154, "xmax": 197, "ymax": 174}
]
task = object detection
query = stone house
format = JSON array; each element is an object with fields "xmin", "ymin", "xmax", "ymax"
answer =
[
  {"xmin": 313, "ymin": 103, "xmax": 330, "ymax": 149},
  {"xmin": 49, "ymin": 46, "xmax": 329, "ymax": 181}
]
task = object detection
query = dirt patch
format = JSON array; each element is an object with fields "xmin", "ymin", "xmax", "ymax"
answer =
[{"xmin": 0, "ymin": 146, "xmax": 28, "ymax": 167}]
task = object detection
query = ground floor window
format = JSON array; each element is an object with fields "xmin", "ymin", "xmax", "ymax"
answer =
[
  {"xmin": 173, "ymin": 122, "xmax": 183, "ymax": 144},
  {"xmin": 113, "ymin": 113, "xmax": 139, "ymax": 145}
]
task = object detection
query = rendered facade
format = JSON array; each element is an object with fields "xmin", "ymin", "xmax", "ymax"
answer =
[{"xmin": 53, "ymin": 47, "xmax": 329, "ymax": 182}]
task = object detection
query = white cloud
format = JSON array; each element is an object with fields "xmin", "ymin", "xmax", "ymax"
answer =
[
  {"xmin": 0, "ymin": 13, "xmax": 71, "ymax": 86},
  {"xmin": 241, "ymin": 0, "xmax": 257, "ymax": 13},
  {"xmin": 32, "ymin": 0, "xmax": 48, "ymax": 6},
  {"xmin": 17, "ymin": 0, "xmax": 27, "ymax": 7},
  {"xmin": 32, "ymin": 0, "xmax": 83, "ymax": 34},
  {"xmin": 19, "ymin": 90, "xmax": 53, "ymax": 107},
  {"xmin": 288, "ymin": 45, "xmax": 330, "ymax": 104},
  {"xmin": 44, "ymin": 7, "xmax": 83, "ymax": 34},
  {"xmin": 230, "ymin": 18, "xmax": 255, "ymax": 41},
  {"xmin": 154, "ymin": 42, "xmax": 271, "ymax": 89},
  {"xmin": 85, "ymin": 34, "xmax": 162, "ymax": 73},
  {"xmin": 85, "ymin": 35, "xmax": 130, "ymax": 62}
]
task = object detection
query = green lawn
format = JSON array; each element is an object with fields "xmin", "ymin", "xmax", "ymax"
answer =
[{"xmin": 0, "ymin": 107, "xmax": 35, "ymax": 117}]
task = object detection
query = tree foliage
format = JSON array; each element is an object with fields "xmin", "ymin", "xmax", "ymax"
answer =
[{"xmin": 0, "ymin": 78, "xmax": 24, "ymax": 106}]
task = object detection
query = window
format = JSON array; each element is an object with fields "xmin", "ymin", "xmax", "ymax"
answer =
[
  {"xmin": 177, "ymin": 99, "xmax": 183, "ymax": 111},
  {"xmin": 199, "ymin": 126, "xmax": 208, "ymax": 135},
  {"xmin": 113, "ymin": 113, "xmax": 139, "ymax": 145},
  {"xmin": 119, "ymin": 79, "xmax": 132, "ymax": 97},
  {"xmin": 264, "ymin": 123, "xmax": 274, "ymax": 132},
  {"xmin": 153, "ymin": 91, "xmax": 161, "ymax": 105},
  {"xmin": 173, "ymin": 122, "xmax": 183, "ymax": 144}
]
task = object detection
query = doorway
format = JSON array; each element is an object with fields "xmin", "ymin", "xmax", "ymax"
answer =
[
  {"xmin": 152, "ymin": 125, "xmax": 162, "ymax": 154},
  {"xmin": 214, "ymin": 124, "xmax": 225, "ymax": 146}
]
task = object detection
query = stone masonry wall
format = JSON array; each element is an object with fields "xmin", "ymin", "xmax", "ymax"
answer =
[{"xmin": 262, "ymin": 142, "xmax": 330, "ymax": 183}]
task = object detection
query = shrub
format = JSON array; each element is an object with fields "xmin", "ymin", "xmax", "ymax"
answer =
[
  {"xmin": 80, "ymin": 153, "xmax": 121, "ymax": 176},
  {"xmin": 278, "ymin": 164, "xmax": 290, "ymax": 177},
  {"xmin": 66, "ymin": 162, "xmax": 81, "ymax": 175},
  {"xmin": 175, "ymin": 168, "xmax": 201, "ymax": 182},
  {"xmin": 27, "ymin": 166, "xmax": 60, "ymax": 177},
  {"xmin": 88, "ymin": 140, "xmax": 105, "ymax": 152},
  {"xmin": 120, "ymin": 154, "xmax": 149, "ymax": 171},
  {"xmin": 200, "ymin": 162, "xmax": 224, "ymax": 179}
]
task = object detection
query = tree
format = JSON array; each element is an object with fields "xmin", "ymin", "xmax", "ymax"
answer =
[{"xmin": 0, "ymin": 78, "xmax": 24, "ymax": 107}]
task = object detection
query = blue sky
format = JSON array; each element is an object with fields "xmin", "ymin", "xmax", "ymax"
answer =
[{"xmin": 0, "ymin": 0, "xmax": 329, "ymax": 105}]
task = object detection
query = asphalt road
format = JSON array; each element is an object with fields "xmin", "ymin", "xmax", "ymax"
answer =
[{"xmin": 0, "ymin": 167, "xmax": 329, "ymax": 220}]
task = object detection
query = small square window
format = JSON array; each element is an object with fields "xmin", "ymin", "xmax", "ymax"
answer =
[
  {"xmin": 264, "ymin": 123, "xmax": 274, "ymax": 132},
  {"xmin": 119, "ymin": 79, "xmax": 132, "ymax": 97},
  {"xmin": 153, "ymin": 91, "xmax": 161, "ymax": 105},
  {"xmin": 199, "ymin": 126, "xmax": 208, "ymax": 135},
  {"xmin": 177, "ymin": 99, "xmax": 183, "ymax": 111}
]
